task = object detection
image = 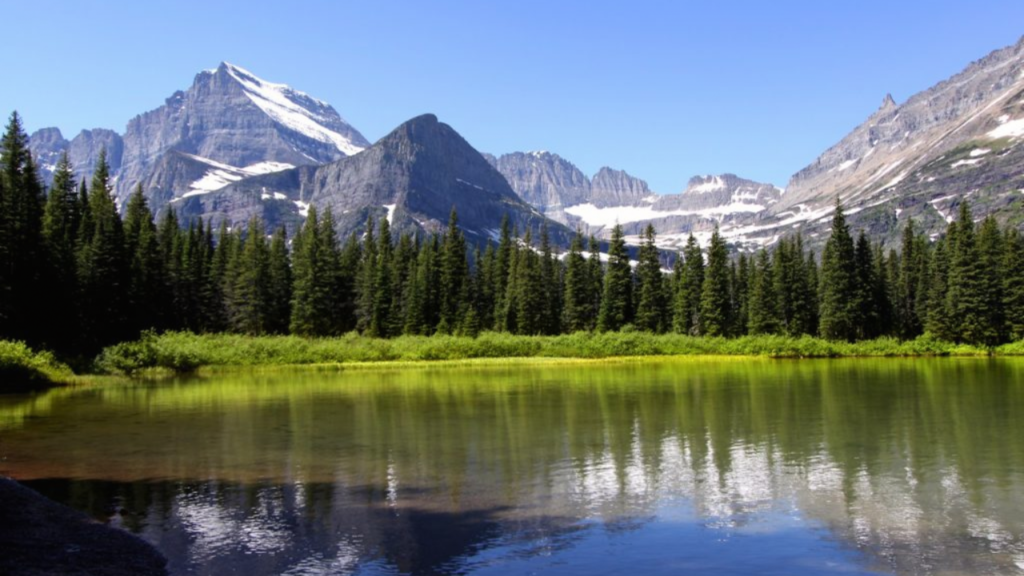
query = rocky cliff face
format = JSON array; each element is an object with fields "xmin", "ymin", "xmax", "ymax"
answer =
[
  {"xmin": 29, "ymin": 62, "xmax": 369, "ymax": 209},
  {"xmin": 751, "ymin": 35, "xmax": 1024, "ymax": 248},
  {"xmin": 178, "ymin": 115, "xmax": 572, "ymax": 246}
]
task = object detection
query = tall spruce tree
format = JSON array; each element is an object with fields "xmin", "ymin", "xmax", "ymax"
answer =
[
  {"xmin": 673, "ymin": 234, "xmax": 704, "ymax": 335},
  {"xmin": 597, "ymin": 224, "xmax": 633, "ymax": 332},
  {"xmin": 1003, "ymin": 229, "xmax": 1024, "ymax": 341},
  {"xmin": 748, "ymin": 248, "xmax": 780, "ymax": 335},
  {"xmin": 369, "ymin": 217, "xmax": 394, "ymax": 337},
  {"xmin": 0, "ymin": 112, "xmax": 46, "ymax": 344},
  {"xmin": 438, "ymin": 208, "xmax": 468, "ymax": 334},
  {"xmin": 699, "ymin": 227, "xmax": 732, "ymax": 336},
  {"xmin": 946, "ymin": 202, "xmax": 990, "ymax": 345},
  {"xmin": 634, "ymin": 224, "xmax": 667, "ymax": 332},
  {"xmin": 818, "ymin": 201, "xmax": 859, "ymax": 341},
  {"xmin": 227, "ymin": 218, "xmax": 272, "ymax": 334},
  {"xmin": 122, "ymin": 185, "xmax": 165, "ymax": 334},
  {"xmin": 267, "ymin": 227, "xmax": 292, "ymax": 334},
  {"xmin": 925, "ymin": 233, "xmax": 954, "ymax": 340},
  {"xmin": 562, "ymin": 229, "xmax": 590, "ymax": 332},
  {"xmin": 77, "ymin": 149, "xmax": 129, "ymax": 348}
]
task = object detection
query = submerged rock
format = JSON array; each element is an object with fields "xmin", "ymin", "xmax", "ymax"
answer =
[{"xmin": 0, "ymin": 477, "xmax": 167, "ymax": 576}]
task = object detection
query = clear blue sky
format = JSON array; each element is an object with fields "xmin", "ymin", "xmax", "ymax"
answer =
[{"xmin": 2, "ymin": 1, "xmax": 1022, "ymax": 193}]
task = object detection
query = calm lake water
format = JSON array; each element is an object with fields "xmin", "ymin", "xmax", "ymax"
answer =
[{"xmin": 2, "ymin": 358, "xmax": 1024, "ymax": 575}]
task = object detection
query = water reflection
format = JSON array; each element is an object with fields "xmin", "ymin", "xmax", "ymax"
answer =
[{"xmin": 2, "ymin": 358, "xmax": 1024, "ymax": 575}]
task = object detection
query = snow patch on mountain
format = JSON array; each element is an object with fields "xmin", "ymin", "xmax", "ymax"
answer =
[
  {"xmin": 180, "ymin": 154, "xmax": 296, "ymax": 198},
  {"xmin": 689, "ymin": 176, "xmax": 726, "ymax": 193},
  {"xmin": 987, "ymin": 117, "xmax": 1024, "ymax": 139},
  {"xmin": 222, "ymin": 63, "xmax": 367, "ymax": 156},
  {"xmin": 564, "ymin": 201, "xmax": 765, "ymax": 227}
]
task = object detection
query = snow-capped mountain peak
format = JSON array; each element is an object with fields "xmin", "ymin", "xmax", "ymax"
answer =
[{"xmin": 219, "ymin": 62, "xmax": 368, "ymax": 156}]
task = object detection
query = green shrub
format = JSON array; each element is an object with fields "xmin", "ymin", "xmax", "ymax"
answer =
[
  {"xmin": 0, "ymin": 340, "xmax": 75, "ymax": 390},
  {"xmin": 94, "ymin": 330, "xmax": 1015, "ymax": 375}
]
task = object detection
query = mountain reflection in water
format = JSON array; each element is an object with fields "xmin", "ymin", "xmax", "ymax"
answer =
[{"xmin": 2, "ymin": 358, "xmax": 1023, "ymax": 575}]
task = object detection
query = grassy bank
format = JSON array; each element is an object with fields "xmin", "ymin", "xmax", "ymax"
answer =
[
  {"xmin": 0, "ymin": 341, "xmax": 76, "ymax": 391},
  {"xmin": 94, "ymin": 330, "xmax": 1016, "ymax": 375}
]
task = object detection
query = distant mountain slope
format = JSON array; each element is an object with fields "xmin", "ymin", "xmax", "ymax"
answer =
[
  {"xmin": 29, "ymin": 62, "xmax": 369, "ymax": 209},
  {"xmin": 178, "ymin": 114, "xmax": 572, "ymax": 246},
  {"xmin": 491, "ymin": 151, "xmax": 780, "ymax": 249}
]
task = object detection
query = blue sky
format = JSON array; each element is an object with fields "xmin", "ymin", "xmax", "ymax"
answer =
[{"xmin": 2, "ymin": 1, "xmax": 1022, "ymax": 193}]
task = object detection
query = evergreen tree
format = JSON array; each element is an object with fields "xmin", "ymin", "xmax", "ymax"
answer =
[
  {"xmin": 438, "ymin": 208, "xmax": 468, "ymax": 334},
  {"xmin": 854, "ymin": 231, "xmax": 878, "ymax": 339},
  {"xmin": 634, "ymin": 224, "xmax": 668, "ymax": 332},
  {"xmin": 511, "ymin": 229, "xmax": 544, "ymax": 334},
  {"xmin": 562, "ymin": 229, "xmax": 591, "ymax": 332},
  {"xmin": 122, "ymin": 185, "xmax": 164, "ymax": 334},
  {"xmin": 538, "ymin": 223, "xmax": 562, "ymax": 335},
  {"xmin": 586, "ymin": 235, "xmax": 603, "ymax": 330},
  {"xmin": 390, "ymin": 233, "xmax": 418, "ymax": 336},
  {"xmin": 369, "ymin": 217, "xmax": 394, "ymax": 337},
  {"xmin": 1003, "ymin": 229, "xmax": 1024, "ymax": 341},
  {"xmin": 597, "ymin": 224, "xmax": 633, "ymax": 332},
  {"xmin": 673, "ymin": 234, "xmax": 704, "ymax": 335},
  {"xmin": 734, "ymin": 253, "xmax": 750, "ymax": 335},
  {"xmin": 492, "ymin": 215, "xmax": 514, "ymax": 330},
  {"xmin": 818, "ymin": 201, "xmax": 859, "ymax": 341},
  {"xmin": 748, "ymin": 248, "xmax": 780, "ymax": 335},
  {"xmin": 355, "ymin": 216, "xmax": 377, "ymax": 333},
  {"xmin": 946, "ymin": 202, "xmax": 991, "ymax": 345},
  {"xmin": 925, "ymin": 233, "xmax": 954, "ymax": 341},
  {"xmin": 896, "ymin": 220, "xmax": 925, "ymax": 339},
  {"xmin": 267, "ymin": 227, "xmax": 292, "ymax": 334},
  {"xmin": 227, "ymin": 218, "xmax": 272, "ymax": 334},
  {"xmin": 41, "ymin": 152, "xmax": 81, "ymax": 350},
  {"xmin": 77, "ymin": 149, "xmax": 129, "ymax": 348},
  {"xmin": 699, "ymin": 227, "xmax": 732, "ymax": 336},
  {"xmin": 977, "ymin": 215, "xmax": 1005, "ymax": 345},
  {"xmin": 0, "ymin": 111, "xmax": 46, "ymax": 344}
]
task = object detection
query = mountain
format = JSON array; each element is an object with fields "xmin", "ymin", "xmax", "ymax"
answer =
[
  {"xmin": 176, "ymin": 114, "xmax": 571, "ymax": 245},
  {"xmin": 735, "ymin": 36, "xmax": 1024, "ymax": 248},
  {"xmin": 500, "ymin": 37, "xmax": 1024, "ymax": 251},
  {"xmin": 29, "ymin": 62, "xmax": 370, "ymax": 208},
  {"xmin": 490, "ymin": 150, "xmax": 779, "ymax": 248}
]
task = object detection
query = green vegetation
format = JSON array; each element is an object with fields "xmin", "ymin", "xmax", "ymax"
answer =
[
  {"xmin": 0, "ymin": 341, "xmax": 75, "ymax": 390},
  {"xmin": 5, "ymin": 109, "xmax": 1024, "ymax": 377},
  {"xmin": 94, "ymin": 330, "xmax": 1024, "ymax": 375}
]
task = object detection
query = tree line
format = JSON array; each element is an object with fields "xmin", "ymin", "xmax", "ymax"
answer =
[{"xmin": 3, "ymin": 111, "xmax": 1024, "ymax": 360}]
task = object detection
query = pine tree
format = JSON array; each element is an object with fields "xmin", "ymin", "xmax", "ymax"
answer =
[
  {"xmin": 597, "ymin": 224, "xmax": 633, "ymax": 332},
  {"xmin": 227, "ymin": 218, "xmax": 272, "ymax": 334},
  {"xmin": 854, "ymin": 231, "xmax": 877, "ymax": 339},
  {"xmin": 818, "ymin": 201, "xmax": 859, "ymax": 341},
  {"xmin": 512, "ymin": 229, "xmax": 544, "ymax": 334},
  {"xmin": 369, "ymin": 217, "xmax": 394, "ymax": 337},
  {"xmin": 562, "ymin": 229, "xmax": 591, "ymax": 332},
  {"xmin": 267, "ymin": 227, "xmax": 292, "ymax": 334},
  {"xmin": 390, "ymin": 233, "xmax": 417, "ymax": 336},
  {"xmin": 734, "ymin": 253, "xmax": 750, "ymax": 335},
  {"xmin": 586, "ymin": 235, "xmax": 603, "ymax": 330},
  {"xmin": 896, "ymin": 220, "xmax": 925, "ymax": 339},
  {"xmin": 673, "ymin": 234, "xmax": 704, "ymax": 335},
  {"xmin": 1003, "ymin": 229, "xmax": 1024, "ymax": 341},
  {"xmin": 77, "ymin": 149, "xmax": 129, "ymax": 348},
  {"xmin": 634, "ymin": 224, "xmax": 667, "ymax": 332},
  {"xmin": 438, "ymin": 208, "xmax": 468, "ymax": 334},
  {"xmin": 356, "ymin": 216, "xmax": 377, "ymax": 333},
  {"xmin": 0, "ymin": 111, "xmax": 46, "ymax": 344},
  {"xmin": 40, "ymin": 152, "xmax": 81, "ymax": 350},
  {"xmin": 538, "ymin": 223, "xmax": 562, "ymax": 335},
  {"xmin": 947, "ymin": 202, "xmax": 990, "ymax": 345},
  {"xmin": 492, "ymin": 215, "xmax": 514, "ymax": 330},
  {"xmin": 748, "ymin": 248, "xmax": 780, "ymax": 335},
  {"xmin": 122, "ymin": 185, "xmax": 164, "ymax": 334},
  {"xmin": 699, "ymin": 227, "xmax": 732, "ymax": 336},
  {"xmin": 925, "ymin": 233, "xmax": 954, "ymax": 341},
  {"xmin": 976, "ymin": 215, "xmax": 1005, "ymax": 346}
]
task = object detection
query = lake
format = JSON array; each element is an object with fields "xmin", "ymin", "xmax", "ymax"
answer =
[{"xmin": 2, "ymin": 358, "xmax": 1024, "ymax": 575}]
